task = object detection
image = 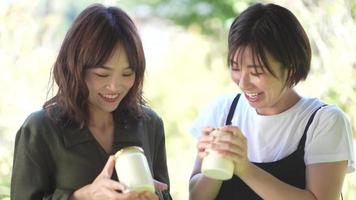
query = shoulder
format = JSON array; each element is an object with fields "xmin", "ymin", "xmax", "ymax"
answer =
[
  {"xmin": 212, "ymin": 93, "xmax": 238, "ymax": 106},
  {"xmin": 21, "ymin": 109, "xmax": 53, "ymax": 130},
  {"xmin": 297, "ymin": 97, "xmax": 350, "ymax": 125},
  {"xmin": 15, "ymin": 109, "xmax": 56, "ymax": 147},
  {"xmin": 319, "ymin": 104, "xmax": 348, "ymax": 119},
  {"xmin": 317, "ymin": 104, "xmax": 351, "ymax": 128},
  {"xmin": 301, "ymin": 97, "xmax": 352, "ymax": 142},
  {"xmin": 301, "ymin": 97, "xmax": 350, "ymax": 123},
  {"xmin": 202, "ymin": 93, "xmax": 239, "ymax": 114},
  {"xmin": 139, "ymin": 105, "xmax": 164, "ymax": 131},
  {"xmin": 190, "ymin": 93, "xmax": 240, "ymax": 137},
  {"xmin": 140, "ymin": 105, "xmax": 162, "ymax": 122}
]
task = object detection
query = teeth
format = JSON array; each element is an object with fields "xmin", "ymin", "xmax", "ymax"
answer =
[
  {"xmin": 246, "ymin": 92, "xmax": 259, "ymax": 98},
  {"xmin": 102, "ymin": 94, "xmax": 118, "ymax": 99}
]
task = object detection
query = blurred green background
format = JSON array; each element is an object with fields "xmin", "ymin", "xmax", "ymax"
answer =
[{"xmin": 1, "ymin": 0, "xmax": 355, "ymax": 199}]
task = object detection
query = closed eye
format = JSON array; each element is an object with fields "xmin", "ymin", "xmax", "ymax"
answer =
[
  {"xmin": 251, "ymin": 67, "xmax": 265, "ymax": 76},
  {"xmin": 123, "ymin": 69, "xmax": 135, "ymax": 77},
  {"xmin": 250, "ymin": 72, "xmax": 264, "ymax": 76},
  {"xmin": 231, "ymin": 66, "xmax": 241, "ymax": 71},
  {"xmin": 95, "ymin": 73, "xmax": 109, "ymax": 78}
]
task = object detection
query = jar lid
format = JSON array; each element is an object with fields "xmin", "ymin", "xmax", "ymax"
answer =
[{"xmin": 114, "ymin": 146, "xmax": 144, "ymax": 158}]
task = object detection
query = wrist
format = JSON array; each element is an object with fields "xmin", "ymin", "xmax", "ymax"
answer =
[
  {"xmin": 234, "ymin": 161, "xmax": 252, "ymax": 177},
  {"xmin": 70, "ymin": 184, "xmax": 91, "ymax": 200}
]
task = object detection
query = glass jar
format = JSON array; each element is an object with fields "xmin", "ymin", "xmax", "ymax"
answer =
[
  {"xmin": 201, "ymin": 130, "xmax": 234, "ymax": 180},
  {"xmin": 115, "ymin": 146, "xmax": 155, "ymax": 192}
]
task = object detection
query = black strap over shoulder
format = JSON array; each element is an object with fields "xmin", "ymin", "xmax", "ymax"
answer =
[
  {"xmin": 298, "ymin": 104, "xmax": 327, "ymax": 150},
  {"xmin": 225, "ymin": 93, "xmax": 241, "ymax": 125}
]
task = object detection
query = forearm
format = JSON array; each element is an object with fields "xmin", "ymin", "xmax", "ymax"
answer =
[
  {"xmin": 189, "ymin": 173, "xmax": 222, "ymax": 200},
  {"xmin": 239, "ymin": 163, "xmax": 316, "ymax": 200}
]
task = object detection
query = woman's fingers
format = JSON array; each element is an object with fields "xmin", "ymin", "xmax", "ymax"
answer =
[
  {"xmin": 220, "ymin": 126, "xmax": 244, "ymax": 138},
  {"xmin": 153, "ymin": 179, "xmax": 168, "ymax": 191},
  {"xmin": 138, "ymin": 191, "xmax": 159, "ymax": 200},
  {"xmin": 102, "ymin": 179, "xmax": 127, "ymax": 192},
  {"xmin": 201, "ymin": 127, "xmax": 215, "ymax": 134},
  {"xmin": 197, "ymin": 127, "xmax": 216, "ymax": 159},
  {"xmin": 97, "ymin": 156, "xmax": 116, "ymax": 179}
]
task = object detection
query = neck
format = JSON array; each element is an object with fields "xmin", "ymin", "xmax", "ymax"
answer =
[
  {"xmin": 257, "ymin": 88, "xmax": 301, "ymax": 115},
  {"xmin": 88, "ymin": 108, "xmax": 113, "ymax": 129}
]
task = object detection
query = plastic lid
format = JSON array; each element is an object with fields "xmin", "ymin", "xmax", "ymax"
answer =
[{"xmin": 114, "ymin": 146, "xmax": 144, "ymax": 159}]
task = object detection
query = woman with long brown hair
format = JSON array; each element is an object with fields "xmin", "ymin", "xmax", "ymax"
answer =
[{"xmin": 11, "ymin": 4, "xmax": 171, "ymax": 200}]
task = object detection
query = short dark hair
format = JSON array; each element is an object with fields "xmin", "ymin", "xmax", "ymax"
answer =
[
  {"xmin": 228, "ymin": 3, "xmax": 311, "ymax": 87},
  {"xmin": 44, "ymin": 4, "xmax": 146, "ymax": 125}
]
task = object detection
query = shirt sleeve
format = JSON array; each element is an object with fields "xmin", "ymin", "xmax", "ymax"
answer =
[
  {"xmin": 152, "ymin": 117, "xmax": 172, "ymax": 200},
  {"xmin": 190, "ymin": 94, "xmax": 234, "ymax": 138},
  {"xmin": 11, "ymin": 118, "xmax": 74, "ymax": 200},
  {"xmin": 305, "ymin": 105, "xmax": 355, "ymax": 173}
]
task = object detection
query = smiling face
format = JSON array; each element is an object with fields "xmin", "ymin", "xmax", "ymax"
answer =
[
  {"xmin": 231, "ymin": 46, "xmax": 299, "ymax": 115},
  {"xmin": 85, "ymin": 44, "xmax": 135, "ymax": 115}
]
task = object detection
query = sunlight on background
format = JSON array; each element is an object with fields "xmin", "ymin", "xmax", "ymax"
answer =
[{"xmin": 0, "ymin": 0, "xmax": 355, "ymax": 199}]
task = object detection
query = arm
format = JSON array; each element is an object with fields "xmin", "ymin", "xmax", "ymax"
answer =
[
  {"xmin": 189, "ymin": 127, "xmax": 223, "ymax": 200},
  {"xmin": 215, "ymin": 126, "xmax": 348, "ymax": 200},
  {"xmin": 11, "ymin": 116, "xmax": 138, "ymax": 200},
  {"xmin": 70, "ymin": 156, "xmax": 140, "ymax": 200},
  {"xmin": 238, "ymin": 161, "xmax": 347, "ymax": 200},
  {"xmin": 189, "ymin": 156, "xmax": 223, "ymax": 200},
  {"xmin": 153, "ymin": 117, "xmax": 172, "ymax": 200},
  {"xmin": 11, "ymin": 125, "xmax": 74, "ymax": 200}
]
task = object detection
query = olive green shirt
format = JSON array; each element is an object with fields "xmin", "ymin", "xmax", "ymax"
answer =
[{"xmin": 11, "ymin": 106, "xmax": 171, "ymax": 199}]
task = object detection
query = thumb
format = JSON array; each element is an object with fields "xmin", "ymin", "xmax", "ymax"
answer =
[
  {"xmin": 100, "ymin": 155, "xmax": 116, "ymax": 178},
  {"xmin": 153, "ymin": 180, "xmax": 168, "ymax": 191}
]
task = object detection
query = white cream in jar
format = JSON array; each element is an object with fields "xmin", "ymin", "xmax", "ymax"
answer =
[
  {"xmin": 115, "ymin": 146, "xmax": 155, "ymax": 192},
  {"xmin": 201, "ymin": 130, "xmax": 234, "ymax": 180}
]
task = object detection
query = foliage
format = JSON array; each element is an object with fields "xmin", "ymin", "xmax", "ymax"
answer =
[
  {"xmin": 130, "ymin": 0, "xmax": 257, "ymax": 36},
  {"xmin": 0, "ymin": 0, "xmax": 355, "ymax": 199}
]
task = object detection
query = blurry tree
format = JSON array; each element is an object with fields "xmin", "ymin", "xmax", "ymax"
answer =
[
  {"xmin": 129, "ymin": 0, "xmax": 257, "ymax": 36},
  {"xmin": 1, "ymin": 0, "xmax": 355, "ymax": 199}
]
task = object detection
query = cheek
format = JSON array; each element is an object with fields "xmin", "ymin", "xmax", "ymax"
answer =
[
  {"xmin": 86, "ymin": 79, "xmax": 100, "ymax": 92},
  {"xmin": 125, "ymin": 76, "xmax": 136, "ymax": 89},
  {"xmin": 230, "ymin": 72, "xmax": 239, "ymax": 84}
]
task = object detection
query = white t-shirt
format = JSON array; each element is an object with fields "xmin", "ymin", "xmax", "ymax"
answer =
[{"xmin": 191, "ymin": 93, "xmax": 355, "ymax": 173}]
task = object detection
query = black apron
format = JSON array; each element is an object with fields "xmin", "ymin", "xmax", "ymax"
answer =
[{"xmin": 216, "ymin": 94, "xmax": 325, "ymax": 200}]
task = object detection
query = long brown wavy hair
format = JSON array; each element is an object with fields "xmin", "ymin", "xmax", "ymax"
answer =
[{"xmin": 44, "ymin": 4, "xmax": 146, "ymax": 126}]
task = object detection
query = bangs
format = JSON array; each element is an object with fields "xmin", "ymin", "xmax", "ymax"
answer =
[{"xmin": 230, "ymin": 42, "xmax": 277, "ymax": 78}]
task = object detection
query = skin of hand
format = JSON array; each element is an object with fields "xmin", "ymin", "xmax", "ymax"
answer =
[
  {"xmin": 153, "ymin": 180, "xmax": 168, "ymax": 191},
  {"xmin": 214, "ymin": 126, "xmax": 250, "ymax": 176},
  {"xmin": 196, "ymin": 126, "xmax": 348, "ymax": 200},
  {"xmin": 70, "ymin": 156, "xmax": 160, "ymax": 200},
  {"xmin": 198, "ymin": 126, "xmax": 250, "ymax": 176}
]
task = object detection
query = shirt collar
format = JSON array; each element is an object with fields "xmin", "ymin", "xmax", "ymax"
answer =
[{"xmin": 62, "ymin": 126, "xmax": 94, "ymax": 148}]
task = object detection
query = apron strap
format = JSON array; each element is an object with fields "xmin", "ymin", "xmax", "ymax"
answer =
[
  {"xmin": 298, "ymin": 104, "xmax": 327, "ymax": 150},
  {"xmin": 225, "ymin": 93, "xmax": 241, "ymax": 125}
]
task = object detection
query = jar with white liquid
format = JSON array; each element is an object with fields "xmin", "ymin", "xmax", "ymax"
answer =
[
  {"xmin": 201, "ymin": 130, "xmax": 234, "ymax": 180},
  {"xmin": 115, "ymin": 146, "xmax": 155, "ymax": 193}
]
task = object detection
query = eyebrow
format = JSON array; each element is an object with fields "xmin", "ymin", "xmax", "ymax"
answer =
[
  {"xmin": 100, "ymin": 65, "xmax": 132, "ymax": 70},
  {"xmin": 100, "ymin": 65, "xmax": 113, "ymax": 70},
  {"xmin": 230, "ymin": 60, "xmax": 263, "ymax": 69}
]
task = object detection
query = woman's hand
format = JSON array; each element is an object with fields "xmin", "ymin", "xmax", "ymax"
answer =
[
  {"xmin": 70, "ymin": 156, "xmax": 141, "ymax": 200},
  {"xmin": 127, "ymin": 180, "xmax": 167, "ymax": 200},
  {"xmin": 196, "ymin": 127, "xmax": 216, "ymax": 159},
  {"xmin": 212, "ymin": 126, "xmax": 251, "ymax": 176},
  {"xmin": 153, "ymin": 179, "xmax": 168, "ymax": 191}
]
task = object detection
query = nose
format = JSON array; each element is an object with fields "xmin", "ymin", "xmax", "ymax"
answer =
[
  {"xmin": 106, "ymin": 77, "xmax": 121, "ymax": 92},
  {"xmin": 238, "ymin": 70, "xmax": 252, "ymax": 90}
]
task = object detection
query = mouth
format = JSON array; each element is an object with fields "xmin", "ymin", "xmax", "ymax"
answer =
[
  {"xmin": 244, "ymin": 92, "xmax": 262, "ymax": 102},
  {"xmin": 99, "ymin": 93, "xmax": 120, "ymax": 103}
]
